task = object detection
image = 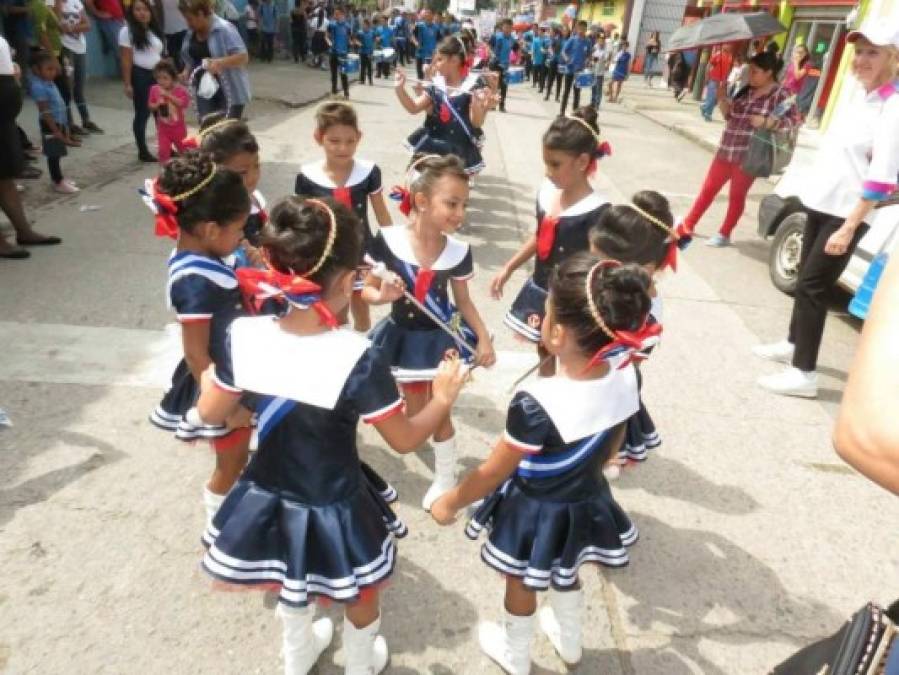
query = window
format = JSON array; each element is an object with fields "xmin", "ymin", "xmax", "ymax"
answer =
[{"xmin": 601, "ymin": 0, "xmax": 616, "ymax": 16}]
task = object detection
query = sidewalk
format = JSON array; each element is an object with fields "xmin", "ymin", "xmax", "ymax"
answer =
[
  {"xmin": 11, "ymin": 59, "xmax": 333, "ymax": 215},
  {"xmin": 615, "ymin": 78, "xmax": 822, "ymax": 182}
]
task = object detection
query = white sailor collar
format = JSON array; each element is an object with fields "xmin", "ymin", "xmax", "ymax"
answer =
[
  {"xmin": 380, "ymin": 225, "xmax": 469, "ymax": 270},
  {"xmin": 537, "ymin": 179, "xmax": 607, "ymax": 217},
  {"xmin": 230, "ymin": 317, "xmax": 370, "ymax": 410},
  {"xmin": 433, "ymin": 73, "xmax": 479, "ymax": 95},
  {"xmin": 167, "ymin": 251, "xmax": 238, "ymax": 290},
  {"xmin": 300, "ymin": 159, "xmax": 375, "ymax": 189},
  {"xmin": 521, "ymin": 365, "xmax": 638, "ymax": 443}
]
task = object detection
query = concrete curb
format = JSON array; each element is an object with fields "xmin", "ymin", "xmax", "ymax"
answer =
[{"xmin": 620, "ymin": 98, "xmax": 720, "ymax": 155}]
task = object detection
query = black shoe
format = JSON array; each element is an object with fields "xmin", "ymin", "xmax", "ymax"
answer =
[
  {"xmin": 16, "ymin": 235, "xmax": 61, "ymax": 246},
  {"xmin": 0, "ymin": 248, "xmax": 30, "ymax": 259},
  {"xmin": 138, "ymin": 151, "xmax": 157, "ymax": 163},
  {"xmin": 83, "ymin": 121, "xmax": 104, "ymax": 134}
]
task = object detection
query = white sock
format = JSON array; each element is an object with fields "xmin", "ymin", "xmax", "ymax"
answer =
[{"xmin": 203, "ymin": 486, "xmax": 225, "ymax": 529}]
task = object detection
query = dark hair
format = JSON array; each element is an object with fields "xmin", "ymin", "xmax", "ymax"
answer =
[
  {"xmin": 315, "ymin": 101, "xmax": 359, "ymax": 133},
  {"xmin": 750, "ymin": 50, "xmax": 784, "ymax": 77},
  {"xmin": 500, "ymin": 18, "xmax": 512, "ymax": 27},
  {"xmin": 259, "ymin": 196, "xmax": 361, "ymax": 287},
  {"xmin": 31, "ymin": 49, "xmax": 56, "ymax": 69},
  {"xmin": 153, "ymin": 59, "xmax": 179, "ymax": 81},
  {"xmin": 543, "ymin": 106, "xmax": 600, "ymax": 161},
  {"xmin": 436, "ymin": 34, "xmax": 466, "ymax": 63},
  {"xmin": 178, "ymin": 0, "xmax": 212, "ymax": 13},
  {"xmin": 589, "ymin": 190, "xmax": 673, "ymax": 267},
  {"xmin": 577, "ymin": 20, "xmax": 587, "ymax": 29},
  {"xmin": 158, "ymin": 151, "xmax": 250, "ymax": 234},
  {"xmin": 551, "ymin": 253, "xmax": 651, "ymax": 356},
  {"xmin": 198, "ymin": 113, "xmax": 260, "ymax": 163},
  {"xmin": 407, "ymin": 154, "xmax": 469, "ymax": 205},
  {"xmin": 127, "ymin": 0, "xmax": 163, "ymax": 50}
]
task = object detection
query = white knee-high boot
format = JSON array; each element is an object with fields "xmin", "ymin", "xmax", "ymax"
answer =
[
  {"xmin": 277, "ymin": 603, "xmax": 334, "ymax": 675},
  {"xmin": 203, "ymin": 485, "xmax": 225, "ymax": 529},
  {"xmin": 478, "ymin": 608, "xmax": 535, "ymax": 675},
  {"xmin": 343, "ymin": 614, "xmax": 388, "ymax": 675},
  {"xmin": 538, "ymin": 587, "xmax": 584, "ymax": 665},
  {"xmin": 421, "ymin": 436, "xmax": 456, "ymax": 511}
]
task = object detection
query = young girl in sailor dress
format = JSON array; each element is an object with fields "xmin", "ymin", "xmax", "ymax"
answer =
[
  {"xmin": 144, "ymin": 151, "xmax": 252, "ymax": 525},
  {"xmin": 589, "ymin": 190, "xmax": 686, "ymax": 471},
  {"xmin": 363, "ymin": 154, "xmax": 495, "ymax": 511},
  {"xmin": 196, "ymin": 114, "xmax": 268, "ymax": 267},
  {"xmin": 295, "ymin": 101, "xmax": 392, "ymax": 332},
  {"xmin": 394, "ymin": 35, "xmax": 492, "ymax": 174},
  {"xmin": 491, "ymin": 107, "xmax": 610, "ymax": 377},
  {"xmin": 432, "ymin": 253, "xmax": 656, "ymax": 674},
  {"xmin": 194, "ymin": 196, "xmax": 468, "ymax": 675}
]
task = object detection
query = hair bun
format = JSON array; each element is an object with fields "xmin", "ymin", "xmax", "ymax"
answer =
[
  {"xmin": 159, "ymin": 150, "xmax": 216, "ymax": 197},
  {"xmin": 572, "ymin": 105, "xmax": 599, "ymax": 133},
  {"xmin": 600, "ymin": 264, "xmax": 651, "ymax": 332}
]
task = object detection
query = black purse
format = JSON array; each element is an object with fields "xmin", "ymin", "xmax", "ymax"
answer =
[{"xmin": 41, "ymin": 134, "xmax": 68, "ymax": 160}]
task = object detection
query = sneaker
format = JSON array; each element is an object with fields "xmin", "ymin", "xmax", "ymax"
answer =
[
  {"xmin": 52, "ymin": 180, "xmax": 80, "ymax": 194},
  {"xmin": 757, "ymin": 367, "xmax": 818, "ymax": 399},
  {"xmin": 705, "ymin": 234, "xmax": 731, "ymax": 247},
  {"xmin": 752, "ymin": 340, "xmax": 794, "ymax": 364}
]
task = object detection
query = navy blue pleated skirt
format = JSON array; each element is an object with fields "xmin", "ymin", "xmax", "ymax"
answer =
[
  {"xmin": 504, "ymin": 278, "xmax": 548, "ymax": 344},
  {"xmin": 465, "ymin": 478, "xmax": 637, "ymax": 590},
  {"xmin": 369, "ymin": 316, "xmax": 477, "ymax": 383},
  {"xmin": 406, "ymin": 127, "xmax": 485, "ymax": 175},
  {"xmin": 202, "ymin": 474, "xmax": 406, "ymax": 607}
]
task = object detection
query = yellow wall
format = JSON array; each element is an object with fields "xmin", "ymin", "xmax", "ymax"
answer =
[{"xmin": 576, "ymin": 0, "xmax": 626, "ymax": 33}]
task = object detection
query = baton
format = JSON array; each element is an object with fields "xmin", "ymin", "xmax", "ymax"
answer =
[{"xmin": 369, "ymin": 262, "xmax": 479, "ymax": 356}]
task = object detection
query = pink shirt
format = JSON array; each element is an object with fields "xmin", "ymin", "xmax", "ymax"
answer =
[
  {"xmin": 783, "ymin": 61, "xmax": 809, "ymax": 95},
  {"xmin": 148, "ymin": 84, "xmax": 191, "ymax": 136}
]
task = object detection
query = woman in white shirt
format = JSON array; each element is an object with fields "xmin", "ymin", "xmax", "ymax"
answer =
[
  {"xmin": 119, "ymin": 0, "xmax": 165, "ymax": 162},
  {"xmin": 754, "ymin": 20, "xmax": 899, "ymax": 398},
  {"xmin": 58, "ymin": 0, "xmax": 103, "ymax": 133}
]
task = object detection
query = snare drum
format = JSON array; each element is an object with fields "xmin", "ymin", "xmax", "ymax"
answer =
[
  {"xmin": 505, "ymin": 66, "xmax": 525, "ymax": 84},
  {"xmin": 340, "ymin": 54, "xmax": 360, "ymax": 74},
  {"xmin": 381, "ymin": 47, "xmax": 396, "ymax": 62},
  {"xmin": 575, "ymin": 70, "xmax": 595, "ymax": 89},
  {"xmin": 557, "ymin": 62, "xmax": 571, "ymax": 75},
  {"xmin": 373, "ymin": 49, "xmax": 384, "ymax": 62}
]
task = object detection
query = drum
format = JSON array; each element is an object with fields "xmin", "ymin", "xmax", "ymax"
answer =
[
  {"xmin": 557, "ymin": 62, "xmax": 571, "ymax": 75},
  {"xmin": 505, "ymin": 66, "xmax": 525, "ymax": 84},
  {"xmin": 340, "ymin": 54, "xmax": 360, "ymax": 74},
  {"xmin": 575, "ymin": 70, "xmax": 595, "ymax": 89},
  {"xmin": 373, "ymin": 49, "xmax": 384, "ymax": 62},
  {"xmin": 381, "ymin": 47, "xmax": 396, "ymax": 62}
]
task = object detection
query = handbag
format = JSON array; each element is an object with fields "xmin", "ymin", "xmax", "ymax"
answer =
[
  {"xmin": 41, "ymin": 134, "xmax": 68, "ymax": 160},
  {"xmin": 770, "ymin": 601, "xmax": 898, "ymax": 675},
  {"xmin": 742, "ymin": 87, "xmax": 798, "ymax": 178}
]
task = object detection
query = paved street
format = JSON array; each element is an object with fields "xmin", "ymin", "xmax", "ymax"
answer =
[{"xmin": 1, "ymin": 68, "xmax": 897, "ymax": 675}]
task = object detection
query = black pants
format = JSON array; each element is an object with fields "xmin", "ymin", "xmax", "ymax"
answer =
[
  {"xmin": 261, "ymin": 32, "xmax": 275, "ymax": 61},
  {"xmin": 360, "ymin": 54, "xmax": 373, "ymax": 84},
  {"xmin": 533, "ymin": 64, "xmax": 545, "ymax": 90},
  {"xmin": 166, "ymin": 31, "xmax": 186, "ymax": 70},
  {"xmin": 788, "ymin": 208, "xmax": 868, "ymax": 372},
  {"xmin": 544, "ymin": 66, "xmax": 561, "ymax": 101},
  {"xmin": 131, "ymin": 65, "xmax": 154, "ymax": 156},
  {"xmin": 416, "ymin": 57, "xmax": 426, "ymax": 81},
  {"xmin": 291, "ymin": 29, "xmax": 307, "ymax": 62},
  {"xmin": 559, "ymin": 73, "xmax": 580, "ymax": 116},
  {"xmin": 523, "ymin": 53, "xmax": 532, "ymax": 79},
  {"xmin": 496, "ymin": 68, "xmax": 507, "ymax": 110},
  {"xmin": 396, "ymin": 40, "xmax": 406, "ymax": 65},
  {"xmin": 376, "ymin": 58, "xmax": 390, "ymax": 78},
  {"xmin": 39, "ymin": 120, "xmax": 64, "ymax": 182},
  {"xmin": 330, "ymin": 53, "xmax": 349, "ymax": 97}
]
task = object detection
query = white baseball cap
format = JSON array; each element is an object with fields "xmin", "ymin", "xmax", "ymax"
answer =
[{"xmin": 847, "ymin": 18, "xmax": 899, "ymax": 49}]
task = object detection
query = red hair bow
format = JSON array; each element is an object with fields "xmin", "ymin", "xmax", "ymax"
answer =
[
  {"xmin": 585, "ymin": 320, "xmax": 663, "ymax": 371},
  {"xmin": 236, "ymin": 267, "xmax": 338, "ymax": 327},
  {"xmin": 586, "ymin": 142, "xmax": 612, "ymax": 176},
  {"xmin": 332, "ymin": 187, "xmax": 353, "ymax": 209},
  {"xmin": 535, "ymin": 215, "xmax": 560, "ymax": 261},
  {"xmin": 181, "ymin": 136, "xmax": 200, "ymax": 151},
  {"xmin": 152, "ymin": 179, "xmax": 179, "ymax": 239},
  {"xmin": 389, "ymin": 186, "xmax": 413, "ymax": 217}
]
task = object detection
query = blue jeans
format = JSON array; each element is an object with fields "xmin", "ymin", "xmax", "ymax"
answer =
[
  {"xmin": 644, "ymin": 53, "xmax": 658, "ymax": 79},
  {"xmin": 98, "ymin": 18, "xmax": 125, "ymax": 69},
  {"xmin": 700, "ymin": 79, "xmax": 718, "ymax": 119},
  {"xmin": 591, "ymin": 75, "xmax": 604, "ymax": 108}
]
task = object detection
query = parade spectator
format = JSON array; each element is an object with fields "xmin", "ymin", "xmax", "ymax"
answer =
[
  {"xmin": 58, "ymin": 0, "xmax": 103, "ymax": 134},
  {"xmin": 30, "ymin": 0, "xmax": 75, "ymax": 137},
  {"xmin": 700, "ymin": 44, "xmax": 732, "ymax": 121},
  {"xmin": 607, "ymin": 38, "xmax": 631, "ymax": 103},
  {"xmin": 309, "ymin": 4, "xmax": 328, "ymax": 69},
  {"xmin": 148, "ymin": 59, "xmax": 190, "ymax": 163},
  {"xmin": 180, "ymin": 0, "xmax": 251, "ymax": 120},
  {"xmin": 290, "ymin": 0, "xmax": 308, "ymax": 64},
  {"xmin": 669, "ymin": 51, "xmax": 689, "ymax": 100},
  {"xmin": 1, "ymin": 0, "xmax": 32, "ymax": 85},
  {"xmin": 726, "ymin": 52, "xmax": 749, "ymax": 98},
  {"xmin": 754, "ymin": 22, "xmax": 899, "ymax": 399},
  {"xmin": 161, "ymin": 0, "xmax": 188, "ymax": 69},
  {"xmin": 0, "ymin": 35, "xmax": 61, "ymax": 259},
  {"xmin": 591, "ymin": 33, "xmax": 611, "ymax": 108},
  {"xmin": 84, "ymin": 0, "xmax": 125, "ymax": 70},
  {"xmin": 681, "ymin": 51, "xmax": 799, "ymax": 248},
  {"xmin": 783, "ymin": 43, "xmax": 811, "ymax": 96},
  {"xmin": 119, "ymin": 0, "xmax": 163, "ymax": 162},
  {"xmin": 644, "ymin": 30, "xmax": 660, "ymax": 85},
  {"xmin": 244, "ymin": 0, "xmax": 258, "ymax": 57},
  {"xmin": 257, "ymin": 0, "xmax": 276, "ymax": 62},
  {"xmin": 30, "ymin": 49, "xmax": 80, "ymax": 192}
]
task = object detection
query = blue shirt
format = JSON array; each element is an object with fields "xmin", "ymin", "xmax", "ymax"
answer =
[
  {"xmin": 414, "ymin": 21, "xmax": 438, "ymax": 59},
  {"xmin": 30, "ymin": 77, "xmax": 66, "ymax": 125},
  {"xmin": 328, "ymin": 20, "xmax": 351, "ymax": 56},
  {"xmin": 612, "ymin": 50, "xmax": 632, "ymax": 79},
  {"xmin": 532, "ymin": 36, "xmax": 546, "ymax": 66},
  {"xmin": 377, "ymin": 25, "xmax": 393, "ymax": 48},
  {"xmin": 392, "ymin": 16, "xmax": 406, "ymax": 41},
  {"xmin": 562, "ymin": 35, "xmax": 591, "ymax": 71},
  {"xmin": 258, "ymin": 2, "xmax": 277, "ymax": 34},
  {"xmin": 357, "ymin": 28, "xmax": 374, "ymax": 55},
  {"xmin": 491, "ymin": 33, "xmax": 515, "ymax": 68}
]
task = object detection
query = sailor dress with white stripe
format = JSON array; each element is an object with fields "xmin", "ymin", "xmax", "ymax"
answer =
[
  {"xmin": 149, "ymin": 251, "xmax": 243, "ymax": 442},
  {"xmin": 202, "ymin": 318, "xmax": 407, "ymax": 607},
  {"xmin": 466, "ymin": 365, "xmax": 640, "ymax": 590},
  {"xmin": 620, "ymin": 295, "xmax": 663, "ymax": 462}
]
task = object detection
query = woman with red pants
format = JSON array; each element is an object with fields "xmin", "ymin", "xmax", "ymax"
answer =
[{"xmin": 681, "ymin": 51, "xmax": 800, "ymax": 247}]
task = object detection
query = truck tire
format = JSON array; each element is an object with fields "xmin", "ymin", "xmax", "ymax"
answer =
[{"xmin": 768, "ymin": 212, "xmax": 807, "ymax": 295}]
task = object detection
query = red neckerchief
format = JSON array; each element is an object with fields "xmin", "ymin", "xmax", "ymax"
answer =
[
  {"xmin": 332, "ymin": 186, "xmax": 353, "ymax": 209},
  {"xmin": 438, "ymin": 102, "xmax": 451, "ymax": 124},
  {"xmin": 535, "ymin": 189, "xmax": 563, "ymax": 261},
  {"xmin": 414, "ymin": 268, "xmax": 436, "ymax": 303}
]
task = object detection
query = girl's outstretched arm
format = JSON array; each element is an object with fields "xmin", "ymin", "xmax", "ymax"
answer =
[
  {"xmin": 395, "ymin": 69, "xmax": 431, "ymax": 114},
  {"xmin": 369, "ymin": 191, "xmax": 392, "ymax": 227},
  {"xmin": 490, "ymin": 234, "xmax": 537, "ymax": 299},
  {"xmin": 451, "ymin": 278, "xmax": 496, "ymax": 368},
  {"xmin": 431, "ymin": 440, "xmax": 522, "ymax": 524}
]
